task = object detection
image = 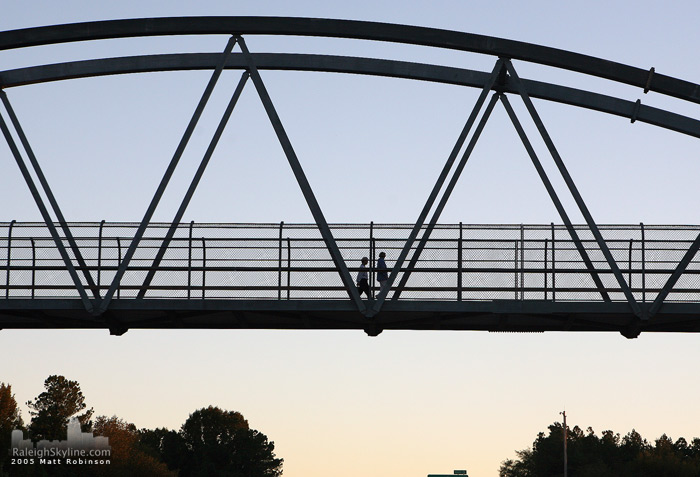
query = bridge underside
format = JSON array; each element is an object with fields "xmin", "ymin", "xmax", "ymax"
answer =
[{"xmin": 2, "ymin": 299, "xmax": 699, "ymax": 337}]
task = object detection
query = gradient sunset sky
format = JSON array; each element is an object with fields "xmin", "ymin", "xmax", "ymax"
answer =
[{"xmin": 2, "ymin": 1, "xmax": 700, "ymax": 476}]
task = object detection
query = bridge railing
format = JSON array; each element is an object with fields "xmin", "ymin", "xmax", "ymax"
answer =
[{"xmin": 2, "ymin": 222, "xmax": 700, "ymax": 302}]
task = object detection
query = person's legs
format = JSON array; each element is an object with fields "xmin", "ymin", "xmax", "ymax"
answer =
[{"xmin": 358, "ymin": 279, "xmax": 370, "ymax": 298}]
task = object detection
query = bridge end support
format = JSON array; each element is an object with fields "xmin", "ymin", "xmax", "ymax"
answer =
[
  {"xmin": 109, "ymin": 325, "xmax": 129, "ymax": 336},
  {"xmin": 101, "ymin": 310, "xmax": 128, "ymax": 335},
  {"xmin": 107, "ymin": 316, "xmax": 129, "ymax": 336},
  {"xmin": 620, "ymin": 324, "xmax": 641, "ymax": 339},
  {"xmin": 364, "ymin": 320, "xmax": 383, "ymax": 337}
]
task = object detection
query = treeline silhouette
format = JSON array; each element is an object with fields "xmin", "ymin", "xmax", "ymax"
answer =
[
  {"xmin": 0, "ymin": 376, "xmax": 282, "ymax": 476},
  {"xmin": 500, "ymin": 421, "xmax": 700, "ymax": 477}
]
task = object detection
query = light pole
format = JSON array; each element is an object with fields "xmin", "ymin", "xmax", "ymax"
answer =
[{"xmin": 560, "ymin": 411, "xmax": 567, "ymax": 477}]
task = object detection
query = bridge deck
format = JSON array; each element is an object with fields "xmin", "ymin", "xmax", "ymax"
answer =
[{"xmin": 2, "ymin": 298, "xmax": 699, "ymax": 336}]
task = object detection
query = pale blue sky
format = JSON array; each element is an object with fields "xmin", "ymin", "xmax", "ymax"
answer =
[{"xmin": 1, "ymin": 1, "xmax": 700, "ymax": 476}]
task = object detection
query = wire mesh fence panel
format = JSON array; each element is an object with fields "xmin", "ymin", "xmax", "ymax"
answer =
[{"xmin": 2, "ymin": 222, "xmax": 700, "ymax": 303}]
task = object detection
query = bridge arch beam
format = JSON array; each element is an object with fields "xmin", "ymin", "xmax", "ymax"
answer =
[{"xmin": 0, "ymin": 17, "xmax": 698, "ymax": 105}]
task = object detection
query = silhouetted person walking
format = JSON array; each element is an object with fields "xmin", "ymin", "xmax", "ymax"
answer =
[
  {"xmin": 377, "ymin": 251, "xmax": 389, "ymax": 295},
  {"xmin": 356, "ymin": 256, "xmax": 371, "ymax": 298}
]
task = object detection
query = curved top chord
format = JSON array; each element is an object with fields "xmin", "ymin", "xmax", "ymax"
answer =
[
  {"xmin": 1, "ymin": 53, "xmax": 698, "ymax": 139},
  {"xmin": 0, "ymin": 16, "xmax": 698, "ymax": 104}
]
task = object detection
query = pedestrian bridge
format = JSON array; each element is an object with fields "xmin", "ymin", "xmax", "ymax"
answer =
[
  {"xmin": 2, "ymin": 222, "xmax": 700, "ymax": 338},
  {"xmin": 2, "ymin": 18, "xmax": 700, "ymax": 337}
]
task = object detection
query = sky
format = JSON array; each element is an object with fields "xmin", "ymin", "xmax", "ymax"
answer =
[{"xmin": 1, "ymin": 1, "xmax": 700, "ymax": 476}]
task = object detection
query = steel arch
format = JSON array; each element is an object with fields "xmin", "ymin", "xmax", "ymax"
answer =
[
  {"xmin": 0, "ymin": 16, "xmax": 698, "ymax": 104},
  {"xmin": 1, "ymin": 53, "xmax": 698, "ymax": 140}
]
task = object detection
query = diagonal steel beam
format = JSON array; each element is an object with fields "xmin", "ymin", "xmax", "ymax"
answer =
[
  {"xmin": 370, "ymin": 59, "xmax": 505, "ymax": 315},
  {"xmin": 504, "ymin": 59, "xmax": 641, "ymax": 317},
  {"xmin": 391, "ymin": 92, "xmax": 500, "ymax": 301},
  {"xmin": 0, "ymin": 103, "xmax": 94, "ymax": 313},
  {"xmin": 98, "ymin": 36, "xmax": 238, "ymax": 315},
  {"xmin": 648, "ymin": 232, "xmax": 700, "ymax": 318},
  {"xmin": 0, "ymin": 90, "xmax": 101, "ymax": 301},
  {"xmin": 237, "ymin": 36, "xmax": 366, "ymax": 314},
  {"xmin": 137, "ymin": 71, "xmax": 249, "ymax": 298},
  {"xmin": 500, "ymin": 93, "xmax": 611, "ymax": 302}
]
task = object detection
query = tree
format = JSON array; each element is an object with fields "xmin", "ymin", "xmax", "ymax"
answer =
[
  {"xmin": 92, "ymin": 415, "xmax": 175, "ymax": 477},
  {"xmin": 181, "ymin": 405, "xmax": 248, "ymax": 449},
  {"xmin": 0, "ymin": 382, "xmax": 24, "ymax": 473},
  {"xmin": 26, "ymin": 375, "xmax": 93, "ymax": 441},
  {"xmin": 229, "ymin": 428, "xmax": 284, "ymax": 477},
  {"xmin": 500, "ymin": 422, "xmax": 700, "ymax": 477},
  {"xmin": 139, "ymin": 427, "xmax": 188, "ymax": 471},
  {"xmin": 177, "ymin": 406, "xmax": 283, "ymax": 477},
  {"xmin": 620, "ymin": 428, "xmax": 648, "ymax": 461}
]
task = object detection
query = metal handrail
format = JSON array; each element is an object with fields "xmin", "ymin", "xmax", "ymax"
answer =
[{"xmin": 3, "ymin": 222, "xmax": 700, "ymax": 302}]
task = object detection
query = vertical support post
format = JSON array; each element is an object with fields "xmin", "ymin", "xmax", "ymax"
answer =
[
  {"xmin": 641, "ymin": 223, "xmax": 646, "ymax": 303},
  {"xmin": 99, "ymin": 36, "xmax": 238, "ymax": 314},
  {"xmin": 286, "ymin": 237, "xmax": 291, "ymax": 300},
  {"xmin": 187, "ymin": 221, "xmax": 194, "ymax": 299},
  {"xmin": 504, "ymin": 60, "xmax": 640, "ymax": 317},
  {"xmin": 237, "ymin": 36, "xmax": 365, "ymax": 313},
  {"xmin": 116, "ymin": 238, "xmax": 121, "ymax": 299},
  {"xmin": 30, "ymin": 238, "xmax": 36, "ymax": 299},
  {"xmin": 544, "ymin": 238, "xmax": 549, "ymax": 300},
  {"xmin": 552, "ymin": 223, "xmax": 556, "ymax": 302},
  {"xmin": 201, "ymin": 238, "xmax": 206, "ymax": 299},
  {"xmin": 278, "ymin": 221, "xmax": 284, "ymax": 300},
  {"xmin": 520, "ymin": 224, "xmax": 525, "ymax": 300},
  {"xmin": 98, "ymin": 220, "xmax": 105, "ymax": 291},
  {"xmin": 514, "ymin": 240, "xmax": 519, "ymax": 300},
  {"xmin": 6, "ymin": 220, "xmax": 15, "ymax": 299},
  {"xmin": 369, "ymin": 221, "xmax": 375, "ymax": 297},
  {"xmin": 628, "ymin": 239, "xmax": 633, "ymax": 291},
  {"xmin": 458, "ymin": 222, "xmax": 463, "ymax": 302}
]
